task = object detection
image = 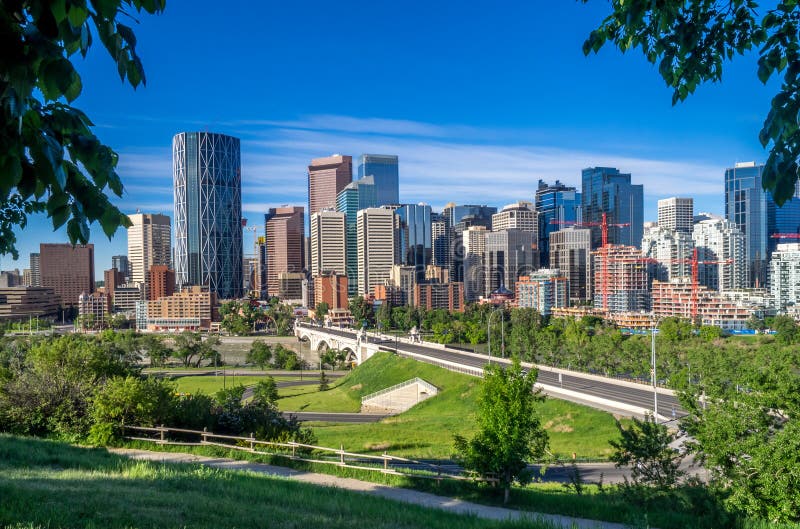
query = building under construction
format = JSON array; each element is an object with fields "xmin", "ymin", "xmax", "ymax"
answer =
[
  {"xmin": 651, "ymin": 278, "xmax": 753, "ymax": 330},
  {"xmin": 592, "ymin": 245, "xmax": 651, "ymax": 313}
]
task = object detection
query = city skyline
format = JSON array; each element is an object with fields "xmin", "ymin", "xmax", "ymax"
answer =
[{"xmin": 3, "ymin": 1, "xmax": 782, "ymax": 273}]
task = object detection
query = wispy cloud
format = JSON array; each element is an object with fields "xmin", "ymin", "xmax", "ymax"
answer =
[{"xmin": 113, "ymin": 114, "xmax": 727, "ymax": 220}]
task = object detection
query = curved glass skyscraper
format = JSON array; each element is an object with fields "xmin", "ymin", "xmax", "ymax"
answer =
[{"xmin": 173, "ymin": 132, "xmax": 243, "ymax": 299}]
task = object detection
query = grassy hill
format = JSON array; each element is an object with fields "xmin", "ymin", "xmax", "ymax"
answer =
[
  {"xmin": 278, "ymin": 352, "xmax": 621, "ymax": 460},
  {"xmin": 0, "ymin": 435, "xmax": 551, "ymax": 529}
]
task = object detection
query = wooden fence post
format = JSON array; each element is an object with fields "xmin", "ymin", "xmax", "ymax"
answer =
[
  {"xmin": 159, "ymin": 424, "xmax": 165, "ymax": 444},
  {"xmin": 249, "ymin": 432, "xmax": 254, "ymax": 451},
  {"xmin": 340, "ymin": 444, "xmax": 344, "ymax": 465},
  {"xmin": 202, "ymin": 427, "xmax": 208, "ymax": 444},
  {"xmin": 291, "ymin": 442, "xmax": 296, "ymax": 458},
  {"xmin": 383, "ymin": 452, "xmax": 388, "ymax": 470}
]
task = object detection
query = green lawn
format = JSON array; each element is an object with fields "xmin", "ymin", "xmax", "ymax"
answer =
[
  {"xmin": 0, "ymin": 435, "xmax": 550, "ymax": 529},
  {"xmin": 172, "ymin": 374, "xmax": 302, "ymax": 395},
  {"xmin": 279, "ymin": 352, "xmax": 623, "ymax": 460}
]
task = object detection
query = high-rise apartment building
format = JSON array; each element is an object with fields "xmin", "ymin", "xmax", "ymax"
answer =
[
  {"xmin": 535, "ymin": 180, "xmax": 581, "ymax": 268},
  {"xmin": 462, "ymin": 226, "xmax": 487, "ymax": 302},
  {"xmin": 40, "ymin": 243, "xmax": 94, "ymax": 307},
  {"xmin": 724, "ymin": 161, "xmax": 800, "ymax": 287},
  {"xmin": 265, "ymin": 206, "xmax": 305, "ymax": 298},
  {"xmin": 336, "ymin": 176, "xmax": 378, "ymax": 296},
  {"xmin": 549, "ymin": 227, "xmax": 592, "ymax": 303},
  {"xmin": 127, "ymin": 213, "xmax": 171, "ymax": 299},
  {"xmin": 592, "ymin": 245, "xmax": 650, "ymax": 313},
  {"xmin": 641, "ymin": 225, "xmax": 694, "ymax": 282},
  {"xmin": 28, "ymin": 253, "xmax": 40, "ymax": 287},
  {"xmin": 581, "ymin": 167, "xmax": 644, "ymax": 248},
  {"xmin": 173, "ymin": 132, "xmax": 242, "ymax": 299},
  {"xmin": 309, "ymin": 155, "xmax": 352, "ymax": 219},
  {"xmin": 516, "ymin": 270, "xmax": 569, "ymax": 316},
  {"xmin": 431, "ymin": 213, "xmax": 451, "ymax": 269},
  {"xmin": 310, "ymin": 210, "xmax": 346, "ymax": 278},
  {"xmin": 484, "ymin": 229, "xmax": 537, "ymax": 296},
  {"xmin": 357, "ymin": 154, "xmax": 399, "ymax": 207},
  {"xmin": 446, "ymin": 204, "xmax": 497, "ymax": 284},
  {"xmin": 396, "ymin": 203, "xmax": 432, "ymax": 283},
  {"xmin": 103, "ymin": 268, "xmax": 125, "ymax": 305},
  {"xmin": 693, "ymin": 216, "xmax": 748, "ymax": 291},
  {"xmin": 769, "ymin": 243, "xmax": 800, "ymax": 311},
  {"xmin": 357, "ymin": 208, "xmax": 395, "ymax": 295},
  {"xmin": 657, "ymin": 197, "xmax": 694, "ymax": 233}
]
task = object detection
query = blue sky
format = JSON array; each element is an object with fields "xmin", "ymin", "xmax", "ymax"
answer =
[{"xmin": 6, "ymin": 1, "xmax": 775, "ymax": 274}]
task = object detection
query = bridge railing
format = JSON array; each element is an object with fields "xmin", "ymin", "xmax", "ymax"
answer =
[
  {"xmin": 360, "ymin": 377, "xmax": 438, "ymax": 404},
  {"xmin": 122, "ymin": 425, "xmax": 496, "ymax": 484}
]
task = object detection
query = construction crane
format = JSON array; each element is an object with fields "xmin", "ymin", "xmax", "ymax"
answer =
[
  {"xmin": 771, "ymin": 233, "xmax": 800, "ymax": 239},
  {"xmin": 550, "ymin": 212, "xmax": 631, "ymax": 310}
]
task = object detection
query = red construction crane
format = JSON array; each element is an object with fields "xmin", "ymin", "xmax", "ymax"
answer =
[
  {"xmin": 551, "ymin": 212, "xmax": 631, "ymax": 310},
  {"xmin": 771, "ymin": 233, "xmax": 800, "ymax": 239}
]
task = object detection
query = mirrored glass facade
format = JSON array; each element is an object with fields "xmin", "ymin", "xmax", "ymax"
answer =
[{"xmin": 358, "ymin": 154, "xmax": 399, "ymax": 207}]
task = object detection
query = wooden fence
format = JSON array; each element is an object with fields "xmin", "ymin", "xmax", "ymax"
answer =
[{"xmin": 123, "ymin": 425, "xmax": 496, "ymax": 484}]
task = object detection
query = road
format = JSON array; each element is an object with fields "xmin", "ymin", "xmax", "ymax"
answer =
[
  {"xmin": 283, "ymin": 411, "xmax": 389, "ymax": 423},
  {"xmin": 300, "ymin": 323, "xmax": 685, "ymax": 420}
]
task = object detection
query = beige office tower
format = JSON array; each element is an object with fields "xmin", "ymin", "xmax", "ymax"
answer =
[
  {"xmin": 463, "ymin": 226, "xmax": 487, "ymax": 301},
  {"xmin": 549, "ymin": 227, "xmax": 592, "ymax": 303},
  {"xmin": 127, "ymin": 213, "xmax": 171, "ymax": 299},
  {"xmin": 265, "ymin": 206, "xmax": 305, "ymax": 298},
  {"xmin": 39, "ymin": 243, "xmax": 94, "ymax": 307},
  {"xmin": 357, "ymin": 208, "xmax": 395, "ymax": 295},
  {"xmin": 491, "ymin": 201, "xmax": 538, "ymax": 234},
  {"xmin": 657, "ymin": 197, "xmax": 694, "ymax": 233},
  {"xmin": 310, "ymin": 210, "xmax": 346, "ymax": 277},
  {"xmin": 308, "ymin": 154, "xmax": 352, "ymax": 217}
]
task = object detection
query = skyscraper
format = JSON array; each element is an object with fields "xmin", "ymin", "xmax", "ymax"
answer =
[
  {"xmin": 28, "ymin": 252, "xmax": 40, "ymax": 287},
  {"xmin": 445, "ymin": 204, "xmax": 497, "ymax": 284},
  {"xmin": 693, "ymin": 216, "xmax": 748, "ymax": 291},
  {"xmin": 725, "ymin": 161, "xmax": 800, "ymax": 287},
  {"xmin": 484, "ymin": 229, "xmax": 537, "ymax": 296},
  {"xmin": 357, "ymin": 208, "xmax": 395, "ymax": 295},
  {"xmin": 357, "ymin": 154, "xmax": 399, "ymax": 206},
  {"xmin": 308, "ymin": 155, "xmax": 352, "ymax": 218},
  {"xmin": 310, "ymin": 210, "xmax": 346, "ymax": 277},
  {"xmin": 535, "ymin": 180, "xmax": 581, "ymax": 268},
  {"xmin": 173, "ymin": 132, "xmax": 243, "ymax": 299},
  {"xmin": 336, "ymin": 176, "xmax": 377, "ymax": 296},
  {"xmin": 396, "ymin": 203, "xmax": 432, "ymax": 283},
  {"xmin": 127, "ymin": 213, "xmax": 171, "ymax": 300},
  {"xmin": 549, "ymin": 227, "xmax": 592, "ymax": 303},
  {"xmin": 492, "ymin": 201, "xmax": 538, "ymax": 233},
  {"xmin": 657, "ymin": 197, "xmax": 694, "ymax": 233},
  {"xmin": 40, "ymin": 243, "xmax": 94, "ymax": 307},
  {"xmin": 431, "ymin": 213, "xmax": 451, "ymax": 269},
  {"xmin": 769, "ymin": 243, "xmax": 800, "ymax": 311},
  {"xmin": 265, "ymin": 206, "xmax": 305, "ymax": 298},
  {"xmin": 463, "ymin": 226, "xmax": 487, "ymax": 301},
  {"xmin": 581, "ymin": 167, "xmax": 644, "ymax": 249},
  {"xmin": 111, "ymin": 255, "xmax": 130, "ymax": 280}
]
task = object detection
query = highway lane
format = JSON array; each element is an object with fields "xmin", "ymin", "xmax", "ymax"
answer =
[{"xmin": 299, "ymin": 323, "xmax": 685, "ymax": 418}]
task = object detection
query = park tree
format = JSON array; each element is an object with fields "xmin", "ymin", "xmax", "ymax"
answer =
[
  {"xmin": 349, "ymin": 296, "xmax": 374, "ymax": 329},
  {"xmin": 454, "ymin": 357, "xmax": 549, "ymax": 504},
  {"xmin": 583, "ymin": 0, "xmax": 800, "ymax": 204},
  {"xmin": 173, "ymin": 332, "xmax": 221, "ymax": 368},
  {"xmin": 246, "ymin": 340, "xmax": 272, "ymax": 370},
  {"xmin": 771, "ymin": 314, "xmax": 798, "ymax": 344},
  {"xmin": 0, "ymin": 0, "xmax": 165, "ymax": 257},
  {"xmin": 315, "ymin": 301, "xmax": 329, "ymax": 320},
  {"xmin": 251, "ymin": 377, "xmax": 279, "ymax": 406},
  {"xmin": 376, "ymin": 301, "xmax": 392, "ymax": 331},
  {"xmin": 610, "ymin": 413, "xmax": 684, "ymax": 488}
]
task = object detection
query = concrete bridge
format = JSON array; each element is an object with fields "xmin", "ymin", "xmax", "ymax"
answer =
[{"xmin": 294, "ymin": 321, "xmax": 683, "ymax": 422}]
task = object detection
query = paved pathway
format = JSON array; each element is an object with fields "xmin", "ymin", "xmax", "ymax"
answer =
[{"xmin": 110, "ymin": 448, "xmax": 631, "ymax": 529}]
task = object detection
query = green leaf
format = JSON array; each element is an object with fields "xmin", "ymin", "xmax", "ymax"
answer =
[
  {"xmin": 40, "ymin": 58, "xmax": 78, "ymax": 101},
  {"xmin": 64, "ymin": 70, "xmax": 83, "ymax": 102},
  {"xmin": 68, "ymin": 5, "xmax": 89, "ymax": 28}
]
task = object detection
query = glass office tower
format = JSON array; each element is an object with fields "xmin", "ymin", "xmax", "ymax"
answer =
[
  {"xmin": 725, "ymin": 162, "xmax": 800, "ymax": 287},
  {"xmin": 357, "ymin": 154, "xmax": 399, "ymax": 207},
  {"xmin": 581, "ymin": 167, "xmax": 643, "ymax": 249},
  {"xmin": 173, "ymin": 132, "xmax": 243, "ymax": 299},
  {"xmin": 397, "ymin": 204, "xmax": 433, "ymax": 283},
  {"xmin": 336, "ymin": 176, "xmax": 378, "ymax": 296},
  {"xmin": 535, "ymin": 180, "xmax": 581, "ymax": 267}
]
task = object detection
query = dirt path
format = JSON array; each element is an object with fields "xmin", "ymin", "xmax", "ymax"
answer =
[{"xmin": 110, "ymin": 447, "xmax": 631, "ymax": 529}]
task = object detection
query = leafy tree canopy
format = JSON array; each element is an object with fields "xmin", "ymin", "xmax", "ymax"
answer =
[
  {"xmin": 584, "ymin": 0, "xmax": 800, "ymax": 204},
  {"xmin": 0, "ymin": 0, "xmax": 165, "ymax": 257}
]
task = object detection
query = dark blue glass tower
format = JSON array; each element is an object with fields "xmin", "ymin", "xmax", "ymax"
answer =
[
  {"xmin": 357, "ymin": 154, "xmax": 399, "ymax": 207},
  {"xmin": 397, "ymin": 204, "xmax": 432, "ymax": 283},
  {"xmin": 725, "ymin": 162, "xmax": 800, "ymax": 287},
  {"xmin": 336, "ymin": 176, "xmax": 377, "ymax": 296},
  {"xmin": 535, "ymin": 180, "xmax": 581, "ymax": 267},
  {"xmin": 581, "ymin": 167, "xmax": 643, "ymax": 249}
]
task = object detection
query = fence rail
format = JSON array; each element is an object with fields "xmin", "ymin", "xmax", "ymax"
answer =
[
  {"xmin": 360, "ymin": 377, "xmax": 438, "ymax": 403},
  {"xmin": 122, "ymin": 425, "xmax": 495, "ymax": 484}
]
